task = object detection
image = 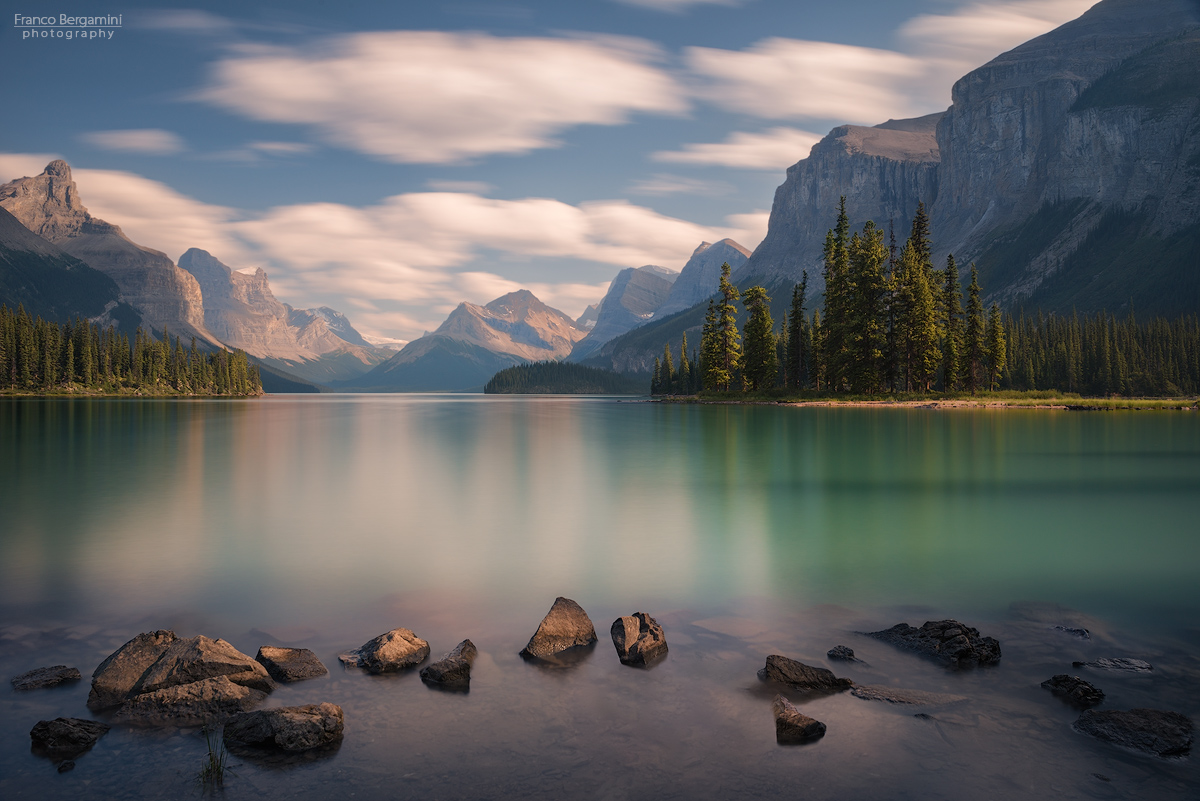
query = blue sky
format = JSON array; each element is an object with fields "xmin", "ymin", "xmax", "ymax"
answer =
[{"xmin": 1, "ymin": 0, "xmax": 1094, "ymax": 344}]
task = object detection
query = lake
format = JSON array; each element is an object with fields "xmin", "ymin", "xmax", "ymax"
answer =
[{"xmin": 1, "ymin": 395, "xmax": 1198, "ymax": 799}]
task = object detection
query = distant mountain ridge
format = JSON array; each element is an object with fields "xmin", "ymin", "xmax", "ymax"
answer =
[{"xmin": 568, "ymin": 264, "xmax": 677, "ymax": 361}]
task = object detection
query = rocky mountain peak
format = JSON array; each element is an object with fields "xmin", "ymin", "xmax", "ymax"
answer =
[
  {"xmin": 0, "ymin": 160, "xmax": 92, "ymax": 241},
  {"xmin": 692, "ymin": 241, "xmax": 712, "ymax": 257}
]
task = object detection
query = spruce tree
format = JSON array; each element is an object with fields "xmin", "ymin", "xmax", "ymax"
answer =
[
  {"xmin": 677, "ymin": 332, "xmax": 690, "ymax": 394},
  {"xmin": 704, "ymin": 263, "xmax": 741, "ymax": 391},
  {"xmin": 651, "ymin": 357, "xmax": 661, "ymax": 395},
  {"xmin": 965, "ymin": 265, "xmax": 985, "ymax": 394},
  {"xmin": 662, "ymin": 343, "xmax": 674, "ymax": 395},
  {"xmin": 846, "ymin": 221, "xmax": 887, "ymax": 393},
  {"xmin": 787, "ymin": 273, "xmax": 808, "ymax": 389},
  {"xmin": 942, "ymin": 254, "xmax": 963, "ymax": 391},
  {"xmin": 986, "ymin": 303, "xmax": 1007, "ymax": 391},
  {"xmin": 896, "ymin": 244, "xmax": 940, "ymax": 392},
  {"xmin": 741, "ymin": 285, "xmax": 776, "ymax": 391}
]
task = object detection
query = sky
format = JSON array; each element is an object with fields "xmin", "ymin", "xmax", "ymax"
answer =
[{"xmin": 1, "ymin": 0, "xmax": 1096, "ymax": 345}]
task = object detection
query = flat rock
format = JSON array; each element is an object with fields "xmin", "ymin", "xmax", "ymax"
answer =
[
  {"xmin": 865, "ymin": 620, "xmax": 1001, "ymax": 668},
  {"xmin": 1042, "ymin": 674, "xmax": 1105, "ymax": 707},
  {"xmin": 138, "ymin": 635, "xmax": 275, "ymax": 694},
  {"xmin": 611, "ymin": 613, "xmax": 668, "ymax": 667},
  {"xmin": 12, "ymin": 665, "xmax": 81, "ymax": 690},
  {"xmin": 1072, "ymin": 658, "xmax": 1152, "ymax": 673},
  {"xmin": 1053, "ymin": 625, "xmax": 1091, "ymax": 639},
  {"xmin": 224, "ymin": 703, "xmax": 344, "ymax": 752},
  {"xmin": 1074, "ymin": 709, "xmax": 1193, "ymax": 757},
  {"xmin": 30, "ymin": 718, "xmax": 110, "ymax": 758},
  {"xmin": 88, "ymin": 629, "xmax": 177, "ymax": 710},
  {"xmin": 772, "ymin": 695, "xmax": 826, "ymax": 744},
  {"xmin": 519, "ymin": 597, "xmax": 598, "ymax": 660},
  {"xmin": 420, "ymin": 639, "xmax": 478, "ymax": 688},
  {"xmin": 850, "ymin": 685, "xmax": 968, "ymax": 705},
  {"xmin": 339, "ymin": 628, "xmax": 429, "ymax": 674},
  {"xmin": 758, "ymin": 654, "xmax": 853, "ymax": 691},
  {"xmin": 256, "ymin": 646, "xmax": 328, "ymax": 682},
  {"xmin": 827, "ymin": 645, "xmax": 858, "ymax": 661},
  {"xmin": 112, "ymin": 675, "xmax": 268, "ymax": 727}
]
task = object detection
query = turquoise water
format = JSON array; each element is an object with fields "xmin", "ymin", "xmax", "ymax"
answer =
[{"xmin": 1, "ymin": 396, "xmax": 1198, "ymax": 799}]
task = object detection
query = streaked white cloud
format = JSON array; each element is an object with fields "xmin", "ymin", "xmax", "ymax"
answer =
[
  {"xmin": 614, "ymin": 0, "xmax": 741, "ymax": 11},
  {"xmin": 199, "ymin": 32, "xmax": 686, "ymax": 164},
  {"xmin": 79, "ymin": 129, "xmax": 186, "ymax": 155},
  {"xmin": 248, "ymin": 141, "xmax": 315, "ymax": 156},
  {"xmin": 628, "ymin": 174, "xmax": 734, "ymax": 196},
  {"xmin": 653, "ymin": 127, "xmax": 823, "ymax": 170}
]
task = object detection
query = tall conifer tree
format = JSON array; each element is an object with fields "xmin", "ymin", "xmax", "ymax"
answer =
[{"xmin": 741, "ymin": 285, "xmax": 776, "ymax": 391}]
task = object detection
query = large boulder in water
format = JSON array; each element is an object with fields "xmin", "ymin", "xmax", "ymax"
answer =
[
  {"xmin": 137, "ymin": 636, "xmax": 275, "ymax": 694},
  {"xmin": 865, "ymin": 620, "xmax": 1001, "ymax": 668},
  {"xmin": 420, "ymin": 639, "xmax": 478, "ymax": 689},
  {"xmin": 255, "ymin": 647, "xmax": 328, "ymax": 682},
  {"xmin": 339, "ymin": 628, "xmax": 429, "ymax": 673},
  {"xmin": 1042, "ymin": 674, "xmax": 1105, "ymax": 708},
  {"xmin": 30, "ymin": 718, "xmax": 109, "ymax": 759},
  {"xmin": 88, "ymin": 630, "xmax": 178, "ymax": 710},
  {"xmin": 519, "ymin": 597, "xmax": 597, "ymax": 660},
  {"xmin": 1074, "ymin": 709, "xmax": 1193, "ymax": 757},
  {"xmin": 758, "ymin": 654, "xmax": 853, "ymax": 691},
  {"xmin": 611, "ymin": 613, "xmax": 668, "ymax": 667},
  {"xmin": 113, "ymin": 676, "xmax": 269, "ymax": 727},
  {"xmin": 224, "ymin": 703, "xmax": 344, "ymax": 752},
  {"xmin": 12, "ymin": 665, "xmax": 81, "ymax": 691},
  {"xmin": 772, "ymin": 695, "xmax": 826, "ymax": 743}
]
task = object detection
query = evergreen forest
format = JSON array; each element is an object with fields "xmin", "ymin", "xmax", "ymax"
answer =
[
  {"xmin": 651, "ymin": 200, "xmax": 1200, "ymax": 398},
  {"xmin": 1, "ymin": 304, "xmax": 262, "ymax": 396},
  {"xmin": 485, "ymin": 361, "xmax": 646, "ymax": 394}
]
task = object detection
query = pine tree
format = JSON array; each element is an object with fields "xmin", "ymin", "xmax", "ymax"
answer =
[
  {"xmin": 821, "ymin": 200, "xmax": 851, "ymax": 391},
  {"xmin": 741, "ymin": 285, "xmax": 776, "ymax": 391},
  {"xmin": 677, "ymin": 332, "xmax": 690, "ymax": 394},
  {"xmin": 704, "ymin": 263, "xmax": 741, "ymax": 391},
  {"xmin": 986, "ymin": 303, "xmax": 1007, "ymax": 391},
  {"xmin": 787, "ymin": 273, "xmax": 808, "ymax": 389},
  {"xmin": 942, "ymin": 254, "xmax": 963, "ymax": 391},
  {"xmin": 846, "ymin": 221, "xmax": 887, "ymax": 393},
  {"xmin": 965, "ymin": 265, "xmax": 985, "ymax": 394},
  {"xmin": 651, "ymin": 357, "xmax": 661, "ymax": 395},
  {"xmin": 662, "ymin": 343, "xmax": 674, "ymax": 395},
  {"xmin": 896, "ymin": 244, "xmax": 940, "ymax": 392}
]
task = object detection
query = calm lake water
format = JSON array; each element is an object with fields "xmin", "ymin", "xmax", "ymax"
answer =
[{"xmin": 1, "ymin": 395, "xmax": 1198, "ymax": 799}]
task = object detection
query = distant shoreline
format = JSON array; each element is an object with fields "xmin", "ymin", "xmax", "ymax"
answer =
[{"xmin": 655, "ymin": 396, "xmax": 1200, "ymax": 411}]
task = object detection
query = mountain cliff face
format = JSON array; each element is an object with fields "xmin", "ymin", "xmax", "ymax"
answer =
[
  {"xmin": 569, "ymin": 265, "xmax": 676, "ymax": 361},
  {"xmin": 0, "ymin": 161, "xmax": 217, "ymax": 344},
  {"xmin": 344, "ymin": 289, "xmax": 585, "ymax": 391},
  {"xmin": 656, "ymin": 239, "xmax": 750, "ymax": 317},
  {"xmin": 177, "ymin": 248, "xmax": 388, "ymax": 382},
  {"xmin": 737, "ymin": 0, "xmax": 1200, "ymax": 316}
]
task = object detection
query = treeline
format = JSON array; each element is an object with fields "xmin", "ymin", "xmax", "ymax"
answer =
[
  {"xmin": 486, "ymin": 360, "xmax": 646, "ymax": 394},
  {"xmin": 652, "ymin": 200, "xmax": 1200, "ymax": 397},
  {"xmin": 1, "ymin": 304, "xmax": 262, "ymax": 395}
]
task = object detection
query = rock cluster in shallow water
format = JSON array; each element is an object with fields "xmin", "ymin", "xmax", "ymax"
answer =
[{"xmin": 865, "ymin": 619, "xmax": 1002, "ymax": 668}]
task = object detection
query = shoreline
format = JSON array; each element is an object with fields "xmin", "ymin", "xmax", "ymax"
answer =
[{"xmin": 655, "ymin": 396, "xmax": 1200, "ymax": 411}]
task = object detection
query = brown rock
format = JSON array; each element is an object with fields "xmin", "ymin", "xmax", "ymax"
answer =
[
  {"xmin": 772, "ymin": 695, "xmax": 826, "ymax": 744},
  {"xmin": 138, "ymin": 636, "xmax": 275, "ymax": 694},
  {"xmin": 1074, "ymin": 708, "xmax": 1193, "ymax": 757},
  {"xmin": 30, "ymin": 718, "xmax": 109, "ymax": 758},
  {"xmin": 256, "ymin": 646, "xmax": 328, "ymax": 682},
  {"xmin": 88, "ymin": 630, "xmax": 177, "ymax": 710},
  {"xmin": 11, "ymin": 665, "xmax": 81, "ymax": 691},
  {"xmin": 113, "ymin": 676, "xmax": 268, "ymax": 727},
  {"xmin": 339, "ymin": 628, "xmax": 430, "ymax": 674},
  {"xmin": 865, "ymin": 619, "xmax": 1001, "ymax": 668},
  {"xmin": 224, "ymin": 703, "xmax": 344, "ymax": 752},
  {"xmin": 610, "ymin": 613, "xmax": 668, "ymax": 667},
  {"xmin": 849, "ymin": 685, "xmax": 968, "ymax": 706},
  {"xmin": 420, "ymin": 640, "xmax": 478, "ymax": 689},
  {"xmin": 758, "ymin": 654, "xmax": 853, "ymax": 691},
  {"xmin": 519, "ymin": 597, "xmax": 597, "ymax": 660},
  {"xmin": 1042, "ymin": 674, "xmax": 1105, "ymax": 708}
]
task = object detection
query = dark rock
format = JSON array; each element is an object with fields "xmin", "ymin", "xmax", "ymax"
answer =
[
  {"xmin": 29, "ymin": 718, "xmax": 110, "ymax": 758},
  {"xmin": 57, "ymin": 760, "xmax": 75, "ymax": 773},
  {"xmin": 1042, "ymin": 674, "xmax": 1105, "ymax": 707},
  {"xmin": 772, "ymin": 695, "xmax": 826, "ymax": 744},
  {"xmin": 88, "ymin": 630, "xmax": 177, "ymax": 710},
  {"xmin": 1053, "ymin": 625, "xmax": 1091, "ymax": 639},
  {"xmin": 827, "ymin": 646, "xmax": 858, "ymax": 661},
  {"xmin": 420, "ymin": 640, "xmax": 478, "ymax": 688},
  {"xmin": 1072, "ymin": 658, "xmax": 1152, "ymax": 673},
  {"xmin": 255, "ymin": 646, "xmax": 328, "ymax": 682},
  {"xmin": 224, "ymin": 703, "xmax": 344, "ymax": 752},
  {"xmin": 610, "ymin": 613, "xmax": 668, "ymax": 667},
  {"xmin": 1074, "ymin": 708, "xmax": 1193, "ymax": 757},
  {"xmin": 11, "ymin": 665, "xmax": 81, "ymax": 691},
  {"xmin": 137, "ymin": 636, "xmax": 276, "ymax": 694},
  {"xmin": 865, "ymin": 619, "xmax": 1001, "ymax": 668},
  {"xmin": 758, "ymin": 654, "xmax": 853, "ymax": 691},
  {"xmin": 849, "ymin": 685, "xmax": 968, "ymax": 705},
  {"xmin": 112, "ymin": 676, "xmax": 268, "ymax": 727},
  {"xmin": 519, "ymin": 597, "xmax": 598, "ymax": 660},
  {"xmin": 339, "ymin": 628, "xmax": 429, "ymax": 673}
]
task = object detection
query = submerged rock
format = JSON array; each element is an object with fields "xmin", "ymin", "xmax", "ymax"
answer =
[
  {"xmin": 519, "ymin": 597, "xmax": 598, "ymax": 660},
  {"xmin": 420, "ymin": 640, "xmax": 478, "ymax": 688},
  {"xmin": 865, "ymin": 620, "xmax": 1001, "ymax": 668},
  {"xmin": 112, "ymin": 676, "xmax": 268, "ymax": 727},
  {"xmin": 849, "ymin": 685, "xmax": 968, "ymax": 705},
  {"xmin": 1053, "ymin": 626, "xmax": 1091, "ymax": 640},
  {"xmin": 224, "ymin": 703, "xmax": 344, "ymax": 752},
  {"xmin": 1072, "ymin": 658, "xmax": 1153, "ymax": 673},
  {"xmin": 758, "ymin": 655, "xmax": 853, "ymax": 691},
  {"xmin": 30, "ymin": 717, "xmax": 110, "ymax": 758},
  {"xmin": 826, "ymin": 646, "xmax": 858, "ymax": 662},
  {"xmin": 88, "ymin": 630, "xmax": 178, "ymax": 710},
  {"xmin": 611, "ymin": 613, "xmax": 668, "ymax": 667},
  {"xmin": 340, "ymin": 628, "xmax": 430, "ymax": 673},
  {"xmin": 772, "ymin": 695, "xmax": 826, "ymax": 743},
  {"xmin": 11, "ymin": 665, "xmax": 81, "ymax": 691},
  {"xmin": 1074, "ymin": 709, "xmax": 1193, "ymax": 757},
  {"xmin": 1042, "ymin": 674, "xmax": 1105, "ymax": 708},
  {"xmin": 256, "ymin": 646, "xmax": 328, "ymax": 682}
]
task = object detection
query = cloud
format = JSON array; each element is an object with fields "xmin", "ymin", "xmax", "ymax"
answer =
[
  {"xmin": 136, "ymin": 9, "xmax": 238, "ymax": 34},
  {"xmin": 425, "ymin": 180, "xmax": 497, "ymax": 194},
  {"xmin": 653, "ymin": 127, "xmax": 823, "ymax": 170},
  {"xmin": 79, "ymin": 129, "xmax": 186, "ymax": 155},
  {"xmin": 627, "ymin": 174, "xmax": 734, "ymax": 196},
  {"xmin": 248, "ymin": 141, "xmax": 314, "ymax": 156},
  {"xmin": 0, "ymin": 154, "xmax": 62, "ymax": 183},
  {"xmin": 613, "ymin": 0, "xmax": 741, "ymax": 11},
  {"xmin": 199, "ymin": 32, "xmax": 687, "ymax": 164}
]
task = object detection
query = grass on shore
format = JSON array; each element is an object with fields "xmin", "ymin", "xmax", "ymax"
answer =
[{"xmin": 658, "ymin": 389, "xmax": 1199, "ymax": 410}]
